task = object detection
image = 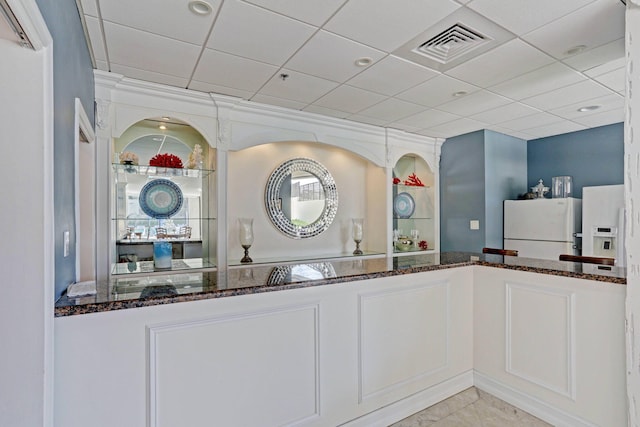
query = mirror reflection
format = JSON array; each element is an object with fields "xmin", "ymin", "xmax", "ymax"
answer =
[
  {"xmin": 265, "ymin": 158, "xmax": 338, "ymax": 239},
  {"xmin": 280, "ymin": 170, "xmax": 326, "ymax": 226}
]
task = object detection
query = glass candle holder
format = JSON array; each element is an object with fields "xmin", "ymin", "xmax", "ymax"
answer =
[
  {"xmin": 352, "ymin": 218, "xmax": 364, "ymax": 255},
  {"xmin": 239, "ymin": 218, "xmax": 254, "ymax": 263}
]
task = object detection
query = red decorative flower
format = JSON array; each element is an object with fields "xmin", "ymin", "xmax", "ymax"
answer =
[
  {"xmin": 393, "ymin": 177, "xmax": 401, "ymax": 184},
  {"xmin": 418, "ymin": 240, "xmax": 428, "ymax": 250},
  {"xmin": 149, "ymin": 153, "xmax": 183, "ymax": 168}
]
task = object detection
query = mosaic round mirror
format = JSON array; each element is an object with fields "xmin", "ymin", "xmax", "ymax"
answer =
[{"xmin": 265, "ymin": 158, "xmax": 338, "ymax": 239}]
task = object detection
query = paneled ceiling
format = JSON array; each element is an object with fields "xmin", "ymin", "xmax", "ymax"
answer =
[{"xmin": 77, "ymin": 0, "xmax": 626, "ymax": 140}]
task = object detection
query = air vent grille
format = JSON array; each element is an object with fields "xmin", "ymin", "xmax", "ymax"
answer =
[{"xmin": 414, "ymin": 23, "xmax": 490, "ymax": 64}]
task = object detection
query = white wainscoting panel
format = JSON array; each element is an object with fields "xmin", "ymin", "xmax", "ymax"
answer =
[
  {"xmin": 358, "ymin": 280, "xmax": 449, "ymax": 402},
  {"xmin": 505, "ymin": 282, "xmax": 576, "ymax": 399},
  {"xmin": 148, "ymin": 303, "xmax": 320, "ymax": 427}
]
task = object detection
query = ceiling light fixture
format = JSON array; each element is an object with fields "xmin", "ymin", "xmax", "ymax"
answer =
[
  {"xmin": 159, "ymin": 124, "xmax": 167, "ymax": 130},
  {"xmin": 452, "ymin": 91, "xmax": 468, "ymax": 97},
  {"xmin": 577, "ymin": 105, "xmax": 600, "ymax": 112},
  {"xmin": 188, "ymin": 0, "xmax": 212, "ymax": 16},
  {"xmin": 354, "ymin": 57, "xmax": 372, "ymax": 67},
  {"xmin": 161, "ymin": 116, "xmax": 170, "ymax": 121},
  {"xmin": 565, "ymin": 45, "xmax": 587, "ymax": 56}
]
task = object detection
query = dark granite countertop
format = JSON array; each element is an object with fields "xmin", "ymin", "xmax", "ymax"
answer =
[{"xmin": 55, "ymin": 252, "xmax": 626, "ymax": 317}]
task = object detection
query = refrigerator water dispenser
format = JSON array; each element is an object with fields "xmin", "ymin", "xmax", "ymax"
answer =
[{"xmin": 591, "ymin": 226, "xmax": 618, "ymax": 258}]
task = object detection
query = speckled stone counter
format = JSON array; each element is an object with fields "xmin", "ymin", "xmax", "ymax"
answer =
[{"xmin": 54, "ymin": 252, "xmax": 626, "ymax": 317}]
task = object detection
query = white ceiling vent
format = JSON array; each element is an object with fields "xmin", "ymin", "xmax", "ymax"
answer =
[
  {"xmin": 393, "ymin": 8, "xmax": 515, "ymax": 72},
  {"xmin": 415, "ymin": 23, "xmax": 491, "ymax": 64}
]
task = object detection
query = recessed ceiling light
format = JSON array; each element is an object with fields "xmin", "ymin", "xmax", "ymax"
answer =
[
  {"xmin": 159, "ymin": 124, "xmax": 167, "ymax": 130},
  {"xmin": 188, "ymin": 0, "xmax": 212, "ymax": 15},
  {"xmin": 565, "ymin": 45, "xmax": 587, "ymax": 56},
  {"xmin": 354, "ymin": 57, "xmax": 372, "ymax": 67},
  {"xmin": 577, "ymin": 105, "xmax": 600, "ymax": 112},
  {"xmin": 161, "ymin": 116, "xmax": 170, "ymax": 121},
  {"xmin": 452, "ymin": 91, "xmax": 468, "ymax": 97}
]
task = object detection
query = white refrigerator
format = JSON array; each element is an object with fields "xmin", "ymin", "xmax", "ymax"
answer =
[
  {"xmin": 504, "ymin": 198, "xmax": 582, "ymax": 260},
  {"xmin": 582, "ymin": 184, "xmax": 625, "ymax": 266}
]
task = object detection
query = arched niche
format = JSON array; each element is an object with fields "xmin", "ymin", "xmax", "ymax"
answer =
[{"xmin": 110, "ymin": 117, "xmax": 217, "ymax": 276}]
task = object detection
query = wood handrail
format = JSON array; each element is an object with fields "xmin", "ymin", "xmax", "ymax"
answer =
[
  {"xmin": 482, "ymin": 247, "xmax": 518, "ymax": 256},
  {"xmin": 559, "ymin": 254, "xmax": 615, "ymax": 265}
]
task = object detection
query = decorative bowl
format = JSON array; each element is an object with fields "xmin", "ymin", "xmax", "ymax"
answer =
[{"xmin": 395, "ymin": 236, "xmax": 413, "ymax": 252}]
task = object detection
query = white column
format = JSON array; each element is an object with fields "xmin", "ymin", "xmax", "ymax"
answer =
[{"xmin": 626, "ymin": 2, "xmax": 640, "ymax": 425}]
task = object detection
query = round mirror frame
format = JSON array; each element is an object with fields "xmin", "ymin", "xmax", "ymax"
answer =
[{"xmin": 265, "ymin": 158, "xmax": 338, "ymax": 239}]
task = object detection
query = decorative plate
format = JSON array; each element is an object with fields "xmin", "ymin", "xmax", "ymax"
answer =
[
  {"xmin": 139, "ymin": 179, "xmax": 183, "ymax": 219},
  {"xmin": 393, "ymin": 192, "xmax": 415, "ymax": 218}
]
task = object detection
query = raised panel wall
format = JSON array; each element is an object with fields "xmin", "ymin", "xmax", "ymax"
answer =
[
  {"xmin": 148, "ymin": 304, "xmax": 320, "ymax": 427},
  {"xmin": 359, "ymin": 281, "xmax": 449, "ymax": 402}
]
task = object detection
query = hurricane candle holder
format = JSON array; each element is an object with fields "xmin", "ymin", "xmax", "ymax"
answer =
[
  {"xmin": 352, "ymin": 218, "xmax": 364, "ymax": 255},
  {"xmin": 239, "ymin": 218, "xmax": 254, "ymax": 263}
]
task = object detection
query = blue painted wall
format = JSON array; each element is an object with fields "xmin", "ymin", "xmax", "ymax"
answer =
[
  {"xmin": 36, "ymin": 0, "xmax": 95, "ymax": 298},
  {"xmin": 440, "ymin": 130, "xmax": 527, "ymax": 252},
  {"xmin": 484, "ymin": 130, "xmax": 528, "ymax": 248},
  {"xmin": 440, "ymin": 131, "xmax": 486, "ymax": 252},
  {"xmin": 527, "ymin": 123, "xmax": 623, "ymax": 198}
]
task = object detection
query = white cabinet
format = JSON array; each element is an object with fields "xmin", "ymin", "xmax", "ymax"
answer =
[
  {"xmin": 54, "ymin": 268, "xmax": 474, "ymax": 427},
  {"xmin": 473, "ymin": 266, "xmax": 626, "ymax": 427}
]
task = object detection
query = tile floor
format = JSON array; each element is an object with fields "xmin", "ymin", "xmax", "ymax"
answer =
[{"xmin": 389, "ymin": 387, "xmax": 552, "ymax": 427}]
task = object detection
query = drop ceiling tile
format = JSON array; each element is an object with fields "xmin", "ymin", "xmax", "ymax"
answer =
[
  {"xmin": 99, "ymin": 0, "xmax": 220, "ymax": 45},
  {"xmin": 489, "ymin": 62, "xmax": 586, "ymax": 100},
  {"xmin": 324, "ymin": 0, "xmax": 459, "ymax": 52},
  {"xmin": 357, "ymin": 98, "xmax": 427, "ymax": 122},
  {"xmin": 521, "ymin": 80, "xmax": 615, "ymax": 110},
  {"xmin": 312, "ymin": 85, "xmax": 387, "ymax": 114},
  {"xmin": 437, "ymin": 90, "xmax": 512, "ymax": 117},
  {"xmin": 499, "ymin": 112, "xmax": 564, "ymax": 132},
  {"xmin": 303, "ymin": 105, "xmax": 350, "ymax": 119},
  {"xmin": 241, "ymin": 0, "xmax": 346, "ymax": 26},
  {"xmin": 562, "ymin": 38, "xmax": 624, "ymax": 71},
  {"xmin": 416, "ymin": 128, "xmax": 450, "ymax": 139},
  {"xmin": 583, "ymin": 57, "xmax": 625, "ymax": 78},
  {"xmin": 250, "ymin": 94, "xmax": 308, "ymax": 110},
  {"xmin": 104, "ymin": 22, "xmax": 202, "ymax": 78},
  {"xmin": 285, "ymin": 30, "xmax": 386, "ymax": 82},
  {"xmin": 522, "ymin": 0, "xmax": 625, "ymax": 60},
  {"xmin": 467, "ymin": 0, "xmax": 595, "ymax": 36},
  {"xmin": 445, "ymin": 39, "xmax": 555, "ymax": 88},
  {"xmin": 187, "ymin": 81, "xmax": 255, "ymax": 99},
  {"xmin": 192, "ymin": 49, "xmax": 279, "ymax": 91},
  {"xmin": 571, "ymin": 108, "xmax": 624, "ymax": 127},
  {"xmin": 396, "ymin": 75, "xmax": 480, "ymax": 107},
  {"xmin": 257, "ymin": 69, "xmax": 339, "ymax": 103},
  {"xmin": 207, "ymin": 0, "xmax": 315, "ymax": 66},
  {"xmin": 522, "ymin": 121, "xmax": 587, "ymax": 138},
  {"xmin": 395, "ymin": 109, "xmax": 461, "ymax": 129},
  {"xmin": 79, "ymin": 0, "xmax": 99, "ymax": 17},
  {"xmin": 346, "ymin": 56, "xmax": 438, "ymax": 96},
  {"xmin": 84, "ymin": 16, "xmax": 107, "ymax": 62},
  {"xmin": 111, "ymin": 63, "xmax": 189, "ymax": 88},
  {"xmin": 469, "ymin": 102, "xmax": 541, "ymax": 125},
  {"xmin": 423, "ymin": 118, "xmax": 488, "ymax": 138},
  {"xmin": 347, "ymin": 115, "xmax": 389, "ymax": 127},
  {"xmin": 590, "ymin": 68, "xmax": 625, "ymax": 93},
  {"xmin": 548, "ymin": 93, "xmax": 623, "ymax": 120}
]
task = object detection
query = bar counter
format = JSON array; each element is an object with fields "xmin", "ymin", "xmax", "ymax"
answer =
[{"xmin": 55, "ymin": 251, "xmax": 625, "ymax": 317}]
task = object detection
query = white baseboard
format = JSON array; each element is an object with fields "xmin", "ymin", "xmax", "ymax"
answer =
[
  {"xmin": 473, "ymin": 371, "xmax": 599, "ymax": 427},
  {"xmin": 341, "ymin": 370, "xmax": 474, "ymax": 427}
]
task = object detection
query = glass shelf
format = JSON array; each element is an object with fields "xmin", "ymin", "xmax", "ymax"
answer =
[
  {"xmin": 113, "ymin": 163, "xmax": 214, "ymax": 178},
  {"xmin": 112, "ymin": 258, "xmax": 216, "ymax": 276},
  {"xmin": 228, "ymin": 250, "xmax": 386, "ymax": 267}
]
